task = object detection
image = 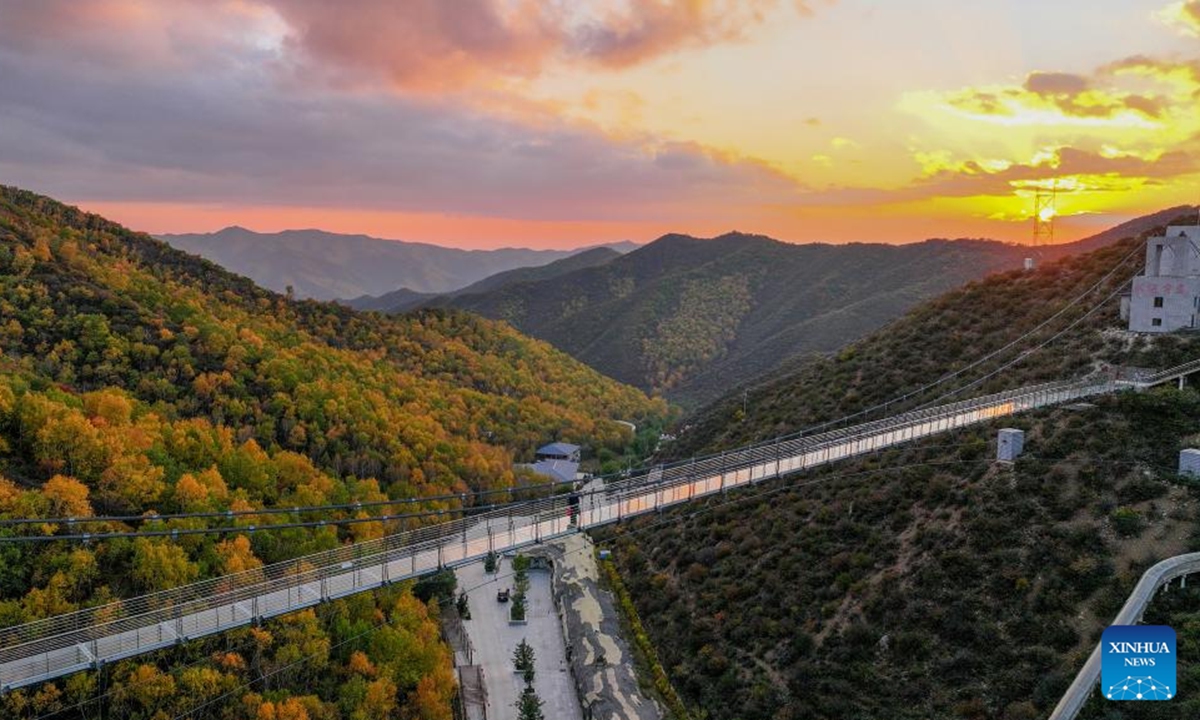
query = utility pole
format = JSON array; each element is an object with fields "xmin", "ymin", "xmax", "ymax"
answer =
[{"xmin": 1032, "ymin": 182, "xmax": 1057, "ymax": 247}]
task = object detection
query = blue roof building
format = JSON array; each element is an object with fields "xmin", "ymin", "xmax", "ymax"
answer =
[{"xmin": 536, "ymin": 442, "xmax": 580, "ymax": 462}]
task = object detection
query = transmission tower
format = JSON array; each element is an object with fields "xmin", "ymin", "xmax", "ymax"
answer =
[{"xmin": 1032, "ymin": 183, "xmax": 1057, "ymax": 246}]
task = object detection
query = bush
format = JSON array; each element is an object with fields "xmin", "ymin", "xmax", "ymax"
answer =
[{"xmin": 1110, "ymin": 507, "xmax": 1144, "ymax": 537}]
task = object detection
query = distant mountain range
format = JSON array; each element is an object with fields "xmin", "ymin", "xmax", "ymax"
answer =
[
  {"xmin": 345, "ymin": 246, "xmax": 623, "ymax": 313},
  {"xmin": 158, "ymin": 226, "xmax": 638, "ymax": 300},
  {"xmin": 421, "ymin": 226, "xmax": 1159, "ymax": 407}
]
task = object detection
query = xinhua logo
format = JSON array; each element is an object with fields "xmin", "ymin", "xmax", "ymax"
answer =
[{"xmin": 1102, "ymin": 625, "xmax": 1176, "ymax": 701}]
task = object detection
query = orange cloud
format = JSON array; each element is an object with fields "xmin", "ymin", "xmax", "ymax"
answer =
[
  {"xmin": 265, "ymin": 0, "xmax": 827, "ymax": 92},
  {"xmin": 1156, "ymin": 1, "xmax": 1200, "ymax": 37}
]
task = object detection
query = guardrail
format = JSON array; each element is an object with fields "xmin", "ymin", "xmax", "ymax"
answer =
[
  {"xmin": 7, "ymin": 364, "xmax": 1199, "ymax": 691},
  {"xmin": 1049, "ymin": 553, "xmax": 1200, "ymax": 720}
]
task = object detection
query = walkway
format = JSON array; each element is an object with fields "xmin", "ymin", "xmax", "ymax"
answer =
[{"xmin": 456, "ymin": 558, "xmax": 583, "ymax": 720}]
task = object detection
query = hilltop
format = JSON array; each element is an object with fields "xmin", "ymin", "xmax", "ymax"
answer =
[
  {"xmin": 603, "ymin": 217, "xmax": 1200, "ymax": 719},
  {"xmin": 160, "ymin": 225, "xmax": 636, "ymax": 300},
  {"xmin": 435, "ymin": 230, "xmax": 1083, "ymax": 406}
]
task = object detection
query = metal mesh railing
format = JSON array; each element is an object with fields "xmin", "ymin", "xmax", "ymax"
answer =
[{"xmin": 0, "ymin": 369, "xmax": 1166, "ymax": 688}]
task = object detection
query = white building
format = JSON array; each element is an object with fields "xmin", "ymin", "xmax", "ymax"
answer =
[{"xmin": 1128, "ymin": 226, "xmax": 1200, "ymax": 333}]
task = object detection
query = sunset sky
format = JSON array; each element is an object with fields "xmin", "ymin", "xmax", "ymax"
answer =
[{"xmin": 1, "ymin": 0, "xmax": 1198, "ymax": 249}]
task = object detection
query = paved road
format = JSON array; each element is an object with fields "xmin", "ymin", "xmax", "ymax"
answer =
[{"xmin": 457, "ymin": 558, "xmax": 583, "ymax": 720}]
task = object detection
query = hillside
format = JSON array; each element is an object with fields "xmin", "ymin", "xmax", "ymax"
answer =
[
  {"xmin": 666, "ymin": 223, "xmax": 1196, "ymax": 458},
  {"xmin": 160, "ymin": 225, "xmax": 635, "ymax": 300},
  {"xmin": 346, "ymin": 245, "xmax": 622, "ymax": 313},
  {"xmin": 435, "ymin": 232, "xmax": 1061, "ymax": 406},
  {"xmin": 0, "ymin": 186, "xmax": 666, "ymax": 718},
  {"xmin": 603, "ymin": 219, "xmax": 1200, "ymax": 719},
  {"xmin": 1066, "ymin": 205, "xmax": 1197, "ymax": 255}
]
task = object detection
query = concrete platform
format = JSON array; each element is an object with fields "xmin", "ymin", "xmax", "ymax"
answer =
[{"xmin": 457, "ymin": 557, "xmax": 583, "ymax": 720}]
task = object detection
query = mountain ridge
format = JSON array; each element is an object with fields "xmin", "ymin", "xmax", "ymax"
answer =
[
  {"xmin": 346, "ymin": 245, "xmax": 623, "ymax": 313},
  {"xmin": 429, "ymin": 231, "xmax": 1067, "ymax": 406},
  {"xmin": 158, "ymin": 225, "xmax": 638, "ymax": 300}
]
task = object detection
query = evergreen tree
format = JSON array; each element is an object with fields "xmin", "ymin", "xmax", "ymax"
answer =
[
  {"xmin": 516, "ymin": 687, "xmax": 544, "ymax": 720},
  {"xmin": 513, "ymin": 638, "xmax": 535, "ymax": 677}
]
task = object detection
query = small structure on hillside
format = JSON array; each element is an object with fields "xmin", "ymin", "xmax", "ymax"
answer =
[
  {"xmin": 1179, "ymin": 449, "xmax": 1200, "ymax": 477},
  {"xmin": 519, "ymin": 442, "xmax": 582, "ymax": 484},
  {"xmin": 536, "ymin": 442, "xmax": 581, "ymax": 463},
  {"xmin": 997, "ymin": 428, "xmax": 1025, "ymax": 463},
  {"xmin": 1128, "ymin": 226, "xmax": 1200, "ymax": 333}
]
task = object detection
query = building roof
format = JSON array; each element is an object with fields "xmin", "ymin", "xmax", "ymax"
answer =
[
  {"xmin": 537, "ymin": 442, "xmax": 580, "ymax": 456},
  {"xmin": 529, "ymin": 459, "xmax": 579, "ymax": 484},
  {"xmin": 1163, "ymin": 225, "xmax": 1200, "ymax": 239}
]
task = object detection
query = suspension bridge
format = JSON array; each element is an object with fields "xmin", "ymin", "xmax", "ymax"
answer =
[{"xmin": 1, "ymin": 359, "xmax": 1199, "ymax": 695}]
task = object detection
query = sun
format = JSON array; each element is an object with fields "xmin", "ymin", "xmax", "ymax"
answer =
[{"xmin": 1038, "ymin": 206, "xmax": 1057, "ymax": 223}]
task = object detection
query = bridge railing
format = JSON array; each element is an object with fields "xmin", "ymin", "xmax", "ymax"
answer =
[
  {"xmin": 1050, "ymin": 552, "xmax": 1200, "ymax": 720},
  {"xmin": 1134, "ymin": 357, "xmax": 1200, "ymax": 386},
  {"xmin": 0, "ymin": 372, "xmax": 1128, "ymax": 678}
]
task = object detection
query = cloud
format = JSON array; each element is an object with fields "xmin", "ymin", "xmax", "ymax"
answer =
[
  {"xmin": 1101, "ymin": 55, "xmax": 1200, "ymax": 94},
  {"xmin": 0, "ymin": 1, "xmax": 831, "ymax": 94},
  {"xmin": 1024, "ymin": 71, "xmax": 1090, "ymax": 96},
  {"xmin": 925, "ymin": 70, "xmax": 1168, "ymax": 127},
  {"xmin": 569, "ymin": 0, "xmax": 778, "ymax": 68},
  {"xmin": 805, "ymin": 144, "xmax": 1198, "ymax": 208},
  {"xmin": 0, "ymin": 17, "xmax": 800, "ymax": 223},
  {"xmin": 260, "ymin": 0, "xmax": 827, "ymax": 91},
  {"xmin": 1156, "ymin": 0, "xmax": 1200, "ymax": 37}
]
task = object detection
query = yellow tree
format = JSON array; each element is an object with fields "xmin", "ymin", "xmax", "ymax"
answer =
[{"xmin": 131, "ymin": 539, "xmax": 199, "ymax": 592}]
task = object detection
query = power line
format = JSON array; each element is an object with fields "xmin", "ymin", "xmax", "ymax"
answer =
[
  {"xmin": 0, "ymin": 478, "xmax": 580, "ymax": 528},
  {"xmin": 724, "ymin": 238, "xmax": 1146, "ymax": 451},
  {"xmin": 26, "ymin": 442, "xmax": 1176, "ymax": 720},
  {"xmin": 912, "ymin": 250, "xmax": 1143, "ymax": 410},
  {"xmin": 0, "ymin": 439, "xmax": 978, "ymax": 544},
  {"xmin": 0, "ymin": 496, "xmax": 556, "ymax": 544},
  {"xmin": 0, "ymin": 239, "xmax": 1147, "ymax": 543},
  {"xmin": 164, "ymin": 455, "xmax": 987, "ymax": 720}
]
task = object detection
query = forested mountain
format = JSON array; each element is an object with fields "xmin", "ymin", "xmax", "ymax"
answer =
[
  {"xmin": 160, "ymin": 225, "xmax": 636, "ymax": 300},
  {"xmin": 346, "ymin": 246, "xmax": 622, "ymax": 313},
  {"xmin": 603, "ymin": 217, "xmax": 1200, "ymax": 719},
  {"xmin": 0, "ymin": 186, "xmax": 666, "ymax": 718},
  {"xmin": 434, "ymin": 232, "xmax": 1053, "ymax": 406}
]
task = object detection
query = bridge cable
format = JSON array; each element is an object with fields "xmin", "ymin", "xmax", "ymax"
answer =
[{"xmin": 751, "ymin": 238, "xmax": 1146, "ymax": 442}]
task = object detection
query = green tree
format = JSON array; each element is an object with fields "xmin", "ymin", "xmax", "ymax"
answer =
[
  {"xmin": 513, "ymin": 638, "xmax": 535, "ymax": 679},
  {"xmin": 516, "ymin": 687, "xmax": 544, "ymax": 720}
]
